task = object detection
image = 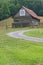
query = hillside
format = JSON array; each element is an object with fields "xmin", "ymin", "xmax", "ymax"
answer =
[{"xmin": 0, "ymin": 17, "xmax": 13, "ymax": 29}]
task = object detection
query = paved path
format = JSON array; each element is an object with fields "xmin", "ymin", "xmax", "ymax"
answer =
[{"xmin": 7, "ymin": 29, "xmax": 43, "ymax": 42}]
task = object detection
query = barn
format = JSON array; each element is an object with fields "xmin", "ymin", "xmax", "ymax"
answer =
[{"xmin": 12, "ymin": 6, "xmax": 40, "ymax": 28}]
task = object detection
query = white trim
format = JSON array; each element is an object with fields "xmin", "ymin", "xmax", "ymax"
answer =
[{"xmin": 20, "ymin": 9, "xmax": 25, "ymax": 16}]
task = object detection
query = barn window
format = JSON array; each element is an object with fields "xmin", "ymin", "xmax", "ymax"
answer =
[{"xmin": 20, "ymin": 9, "xmax": 25, "ymax": 16}]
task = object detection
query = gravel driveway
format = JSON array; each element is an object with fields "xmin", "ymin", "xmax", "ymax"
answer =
[{"xmin": 7, "ymin": 29, "xmax": 43, "ymax": 42}]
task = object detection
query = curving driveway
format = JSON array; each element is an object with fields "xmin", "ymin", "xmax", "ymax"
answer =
[{"xmin": 7, "ymin": 29, "xmax": 43, "ymax": 42}]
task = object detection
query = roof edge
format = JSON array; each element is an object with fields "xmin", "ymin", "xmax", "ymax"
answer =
[{"xmin": 22, "ymin": 6, "xmax": 40, "ymax": 20}]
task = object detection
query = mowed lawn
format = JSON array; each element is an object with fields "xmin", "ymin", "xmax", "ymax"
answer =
[
  {"xmin": 24, "ymin": 28, "xmax": 43, "ymax": 38},
  {"xmin": 0, "ymin": 28, "xmax": 43, "ymax": 65}
]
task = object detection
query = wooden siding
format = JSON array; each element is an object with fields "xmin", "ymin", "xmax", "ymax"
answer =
[
  {"xmin": 12, "ymin": 7, "xmax": 40, "ymax": 28},
  {"xmin": 14, "ymin": 8, "xmax": 31, "ymax": 17}
]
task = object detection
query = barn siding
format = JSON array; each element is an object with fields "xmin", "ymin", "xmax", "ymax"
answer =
[
  {"xmin": 12, "ymin": 7, "xmax": 40, "ymax": 28},
  {"xmin": 15, "ymin": 8, "xmax": 31, "ymax": 17}
]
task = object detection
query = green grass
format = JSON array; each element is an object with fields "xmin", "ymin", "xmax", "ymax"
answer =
[
  {"xmin": 0, "ymin": 28, "xmax": 43, "ymax": 65},
  {"xmin": 24, "ymin": 28, "xmax": 43, "ymax": 38}
]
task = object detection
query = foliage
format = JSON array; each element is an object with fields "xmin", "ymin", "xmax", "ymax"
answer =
[{"xmin": 0, "ymin": 0, "xmax": 43, "ymax": 20}]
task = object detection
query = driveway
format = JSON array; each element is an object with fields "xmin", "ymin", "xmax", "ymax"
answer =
[{"xmin": 7, "ymin": 29, "xmax": 43, "ymax": 42}]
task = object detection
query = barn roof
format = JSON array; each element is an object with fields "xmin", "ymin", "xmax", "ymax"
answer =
[{"xmin": 23, "ymin": 6, "xmax": 39, "ymax": 19}]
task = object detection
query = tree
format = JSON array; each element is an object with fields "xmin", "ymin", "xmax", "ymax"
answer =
[
  {"xmin": 2, "ymin": 3, "xmax": 10, "ymax": 19},
  {"xmin": 0, "ymin": 0, "xmax": 43, "ymax": 21},
  {"xmin": 0, "ymin": 8, "xmax": 3, "ymax": 20},
  {"xmin": 39, "ymin": 10, "xmax": 43, "ymax": 16}
]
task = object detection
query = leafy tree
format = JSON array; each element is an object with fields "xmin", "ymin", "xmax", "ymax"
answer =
[
  {"xmin": 2, "ymin": 3, "xmax": 10, "ymax": 19},
  {"xmin": 0, "ymin": 8, "xmax": 3, "ymax": 20},
  {"xmin": 0, "ymin": 0, "xmax": 43, "ymax": 21},
  {"xmin": 39, "ymin": 10, "xmax": 43, "ymax": 16},
  {"xmin": 9, "ymin": 4, "xmax": 16, "ymax": 16}
]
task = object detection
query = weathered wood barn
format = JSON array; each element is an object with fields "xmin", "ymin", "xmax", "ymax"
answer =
[{"xmin": 12, "ymin": 6, "xmax": 40, "ymax": 28}]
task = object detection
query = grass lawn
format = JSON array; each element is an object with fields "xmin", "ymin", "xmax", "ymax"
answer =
[
  {"xmin": 0, "ymin": 28, "xmax": 43, "ymax": 65},
  {"xmin": 24, "ymin": 28, "xmax": 43, "ymax": 38}
]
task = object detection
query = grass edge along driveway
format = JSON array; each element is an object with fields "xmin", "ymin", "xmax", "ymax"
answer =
[
  {"xmin": 7, "ymin": 29, "xmax": 43, "ymax": 42},
  {"xmin": 0, "ymin": 28, "xmax": 43, "ymax": 65},
  {"xmin": 24, "ymin": 28, "xmax": 43, "ymax": 38}
]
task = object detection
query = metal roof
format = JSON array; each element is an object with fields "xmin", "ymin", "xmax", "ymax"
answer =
[{"xmin": 23, "ymin": 6, "xmax": 39, "ymax": 19}]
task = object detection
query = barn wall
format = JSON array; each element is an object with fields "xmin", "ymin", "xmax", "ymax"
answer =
[
  {"xmin": 14, "ymin": 16, "xmax": 31, "ymax": 23},
  {"xmin": 12, "ymin": 7, "xmax": 40, "ymax": 28},
  {"xmin": 31, "ymin": 18, "xmax": 40, "ymax": 26},
  {"xmin": 12, "ymin": 22, "xmax": 31, "ymax": 28},
  {"xmin": 14, "ymin": 8, "xmax": 31, "ymax": 17},
  {"xmin": 12, "ymin": 16, "xmax": 40, "ymax": 28}
]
